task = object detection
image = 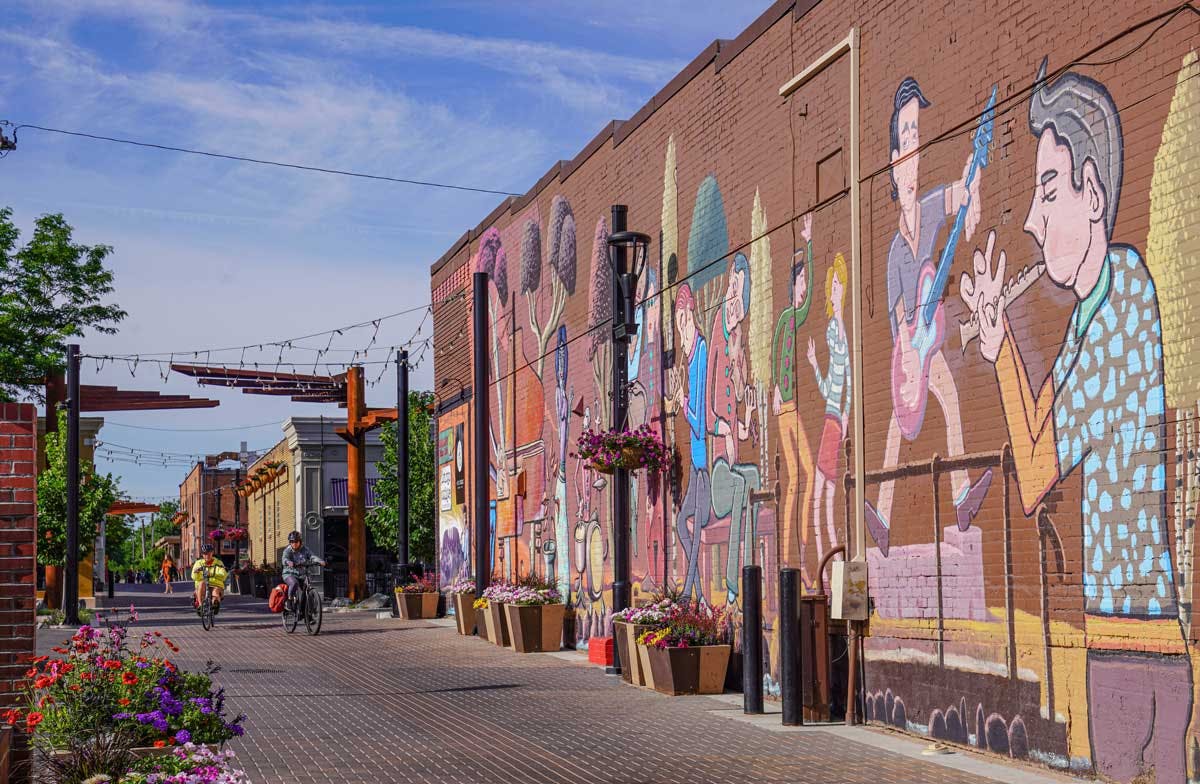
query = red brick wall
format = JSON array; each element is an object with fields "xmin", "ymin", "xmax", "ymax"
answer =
[
  {"xmin": 0, "ymin": 403, "xmax": 37, "ymax": 780},
  {"xmin": 431, "ymin": 1, "xmax": 1200, "ymax": 776}
]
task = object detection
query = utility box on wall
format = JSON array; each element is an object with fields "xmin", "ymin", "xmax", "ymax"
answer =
[{"xmin": 831, "ymin": 561, "xmax": 868, "ymax": 620}]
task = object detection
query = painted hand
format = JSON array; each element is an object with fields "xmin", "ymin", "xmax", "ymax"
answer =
[
  {"xmin": 899, "ymin": 338, "xmax": 920, "ymax": 406},
  {"xmin": 962, "ymin": 229, "xmax": 1007, "ymax": 364},
  {"xmin": 806, "ymin": 336, "xmax": 818, "ymax": 370},
  {"xmin": 801, "ymin": 212, "xmax": 813, "ymax": 244}
]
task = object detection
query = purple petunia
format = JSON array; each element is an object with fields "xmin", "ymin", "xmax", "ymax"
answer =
[{"xmin": 174, "ymin": 729, "xmax": 191, "ymax": 744}]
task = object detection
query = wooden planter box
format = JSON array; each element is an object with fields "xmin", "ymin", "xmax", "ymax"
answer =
[
  {"xmin": 47, "ymin": 743, "xmax": 221, "ymax": 761},
  {"xmin": 452, "ymin": 592, "xmax": 476, "ymax": 635},
  {"xmin": 475, "ymin": 606, "xmax": 489, "ymax": 641},
  {"xmin": 645, "ymin": 644, "xmax": 731, "ymax": 696},
  {"xmin": 504, "ymin": 603, "xmax": 566, "ymax": 653},
  {"xmin": 484, "ymin": 601, "xmax": 511, "ymax": 647},
  {"xmin": 395, "ymin": 591, "xmax": 439, "ymax": 619},
  {"xmin": 613, "ymin": 622, "xmax": 654, "ymax": 685},
  {"xmin": 637, "ymin": 643, "xmax": 656, "ymax": 690}
]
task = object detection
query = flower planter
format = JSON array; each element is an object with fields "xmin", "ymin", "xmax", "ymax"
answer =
[
  {"xmin": 236, "ymin": 572, "xmax": 253, "ymax": 595},
  {"xmin": 395, "ymin": 591, "xmax": 439, "ymax": 620},
  {"xmin": 452, "ymin": 592, "xmax": 477, "ymax": 635},
  {"xmin": 645, "ymin": 644, "xmax": 731, "ymax": 696},
  {"xmin": 613, "ymin": 622, "xmax": 653, "ymax": 685},
  {"xmin": 636, "ymin": 643, "xmax": 656, "ymax": 691},
  {"xmin": 620, "ymin": 445, "xmax": 645, "ymax": 469},
  {"xmin": 485, "ymin": 601, "xmax": 511, "ymax": 647},
  {"xmin": 475, "ymin": 607, "xmax": 490, "ymax": 641},
  {"xmin": 504, "ymin": 603, "xmax": 566, "ymax": 653}
]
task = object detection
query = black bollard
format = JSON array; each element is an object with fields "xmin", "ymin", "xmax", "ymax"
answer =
[
  {"xmin": 779, "ymin": 567, "xmax": 803, "ymax": 726},
  {"xmin": 742, "ymin": 564, "xmax": 763, "ymax": 714}
]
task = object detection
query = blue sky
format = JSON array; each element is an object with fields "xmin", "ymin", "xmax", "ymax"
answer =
[{"xmin": 3, "ymin": 0, "xmax": 765, "ymax": 500}]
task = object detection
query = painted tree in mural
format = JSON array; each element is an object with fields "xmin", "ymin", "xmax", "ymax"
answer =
[
  {"xmin": 476, "ymin": 226, "xmax": 509, "ymax": 498},
  {"xmin": 587, "ymin": 216, "xmax": 612, "ymax": 430},
  {"xmin": 522, "ymin": 196, "xmax": 577, "ymax": 379},
  {"xmin": 1146, "ymin": 49, "xmax": 1200, "ymax": 632},
  {"xmin": 747, "ymin": 189, "xmax": 773, "ymax": 475},
  {"xmin": 687, "ymin": 175, "xmax": 730, "ymax": 322}
]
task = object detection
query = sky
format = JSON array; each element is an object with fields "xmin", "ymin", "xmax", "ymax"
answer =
[{"xmin": 3, "ymin": 0, "xmax": 766, "ymax": 501}]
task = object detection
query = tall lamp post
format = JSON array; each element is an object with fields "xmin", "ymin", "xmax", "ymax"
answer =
[{"xmin": 606, "ymin": 208, "xmax": 650, "ymax": 674}]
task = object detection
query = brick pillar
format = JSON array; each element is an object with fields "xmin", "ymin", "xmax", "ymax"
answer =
[{"xmin": 0, "ymin": 403, "xmax": 37, "ymax": 782}]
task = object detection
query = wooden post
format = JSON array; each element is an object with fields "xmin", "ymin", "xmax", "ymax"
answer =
[{"xmin": 347, "ymin": 366, "xmax": 367, "ymax": 601}]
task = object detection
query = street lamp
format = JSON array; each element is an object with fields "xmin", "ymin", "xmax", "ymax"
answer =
[{"xmin": 605, "ymin": 206, "xmax": 650, "ymax": 674}]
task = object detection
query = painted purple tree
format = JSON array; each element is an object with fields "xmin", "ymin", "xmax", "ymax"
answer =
[
  {"xmin": 476, "ymin": 226, "xmax": 510, "ymax": 499},
  {"xmin": 522, "ymin": 196, "xmax": 577, "ymax": 379},
  {"xmin": 587, "ymin": 215, "xmax": 612, "ymax": 430}
]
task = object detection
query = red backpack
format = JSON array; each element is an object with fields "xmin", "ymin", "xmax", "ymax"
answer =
[{"xmin": 268, "ymin": 583, "xmax": 288, "ymax": 613}]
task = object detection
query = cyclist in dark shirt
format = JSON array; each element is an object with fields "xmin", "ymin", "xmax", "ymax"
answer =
[{"xmin": 282, "ymin": 531, "xmax": 325, "ymax": 608}]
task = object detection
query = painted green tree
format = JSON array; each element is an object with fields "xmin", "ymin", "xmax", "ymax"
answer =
[
  {"xmin": 0, "ymin": 207, "xmax": 126, "ymax": 401},
  {"xmin": 367, "ymin": 390, "xmax": 437, "ymax": 565},
  {"xmin": 37, "ymin": 411, "xmax": 120, "ymax": 567}
]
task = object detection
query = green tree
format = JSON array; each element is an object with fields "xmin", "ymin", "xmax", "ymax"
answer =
[
  {"xmin": 367, "ymin": 390, "xmax": 436, "ymax": 565},
  {"xmin": 0, "ymin": 207, "xmax": 126, "ymax": 401},
  {"xmin": 37, "ymin": 411, "xmax": 120, "ymax": 566}
]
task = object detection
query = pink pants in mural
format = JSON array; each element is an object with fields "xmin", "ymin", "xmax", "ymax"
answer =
[{"xmin": 1087, "ymin": 650, "xmax": 1191, "ymax": 783}]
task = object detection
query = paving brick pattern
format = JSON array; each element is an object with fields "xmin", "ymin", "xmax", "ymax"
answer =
[{"xmin": 40, "ymin": 587, "xmax": 995, "ymax": 784}]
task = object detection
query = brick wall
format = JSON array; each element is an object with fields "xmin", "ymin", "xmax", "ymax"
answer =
[
  {"xmin": 430, "ymin": 0, "xmax": 1200, "ymax": 778},
  {"xmin": 245, "ymin": 440, "xmax": 294, "ymax": 568},
  {"xmin": 0, "ymin": 403, "xmax": 37, "ymax": 781}
]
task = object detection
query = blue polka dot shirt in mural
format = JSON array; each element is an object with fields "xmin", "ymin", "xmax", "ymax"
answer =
[{"xmin": 1050, "ymin": 245, "xmax": 1172, "ymax": 618}]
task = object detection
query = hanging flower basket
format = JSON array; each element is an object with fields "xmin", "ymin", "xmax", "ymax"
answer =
[
  {"xmin": 208, "ymin": 528, "xmax": 226, "ymax": 541},
  {"xmin": 573, "ymin": 425, "xmax": 671, "ymax": 475},
  {"xmin": 226, "ymin": 527, "xmax": 248, "ymax": 541}
]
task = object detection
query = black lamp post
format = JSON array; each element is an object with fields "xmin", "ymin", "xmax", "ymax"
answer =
[{"xmin": 606, "ymin": 208, "xmax": 650, "ymax": 674}]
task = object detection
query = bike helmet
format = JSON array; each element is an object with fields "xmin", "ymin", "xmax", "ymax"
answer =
[
  {"xmin": 288, "ymin": 531, "xmax": 302, "ymax": 543},
  {"xmin": 201, "ymin": 543, "xmax": 215, "ymax": 553}
]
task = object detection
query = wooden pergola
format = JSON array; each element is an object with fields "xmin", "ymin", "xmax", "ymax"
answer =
[
  {"xmin": 107, "ymin": 501, "xmax": 161, "ymax": 516},
  {"xmin": 170, "ymin": 363, "xmax": 395, "ymax": 601}
]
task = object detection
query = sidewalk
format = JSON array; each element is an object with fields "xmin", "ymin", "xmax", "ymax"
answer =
[{"xmin": 43, "ymin": 587, "xmax": 1084, "ymax": 784}]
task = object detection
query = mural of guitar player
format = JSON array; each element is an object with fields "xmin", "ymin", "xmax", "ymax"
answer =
[
  {"xmin": 963, "ymin": 59, "xmax": 1188, "ymax": 784},
  {"xmin": 866, "ymin": 76, "xmax": 993, "ymax": 556}
]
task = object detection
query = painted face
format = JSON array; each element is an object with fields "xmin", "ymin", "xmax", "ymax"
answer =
[
  {"xmin": 676, "ymin": 303, "xmax": 696, "ymax": 355},
  {"xmin": 644, "ymin": 284, "xmax": 660, "ymax": 344},
  {"xmin": 793, "ymin": 266, "xmax": 807, "ymax": 310},
  {"xmin": 891, "ymin": 98, "xmax": 921, "ymax": 216},
  {"xmin": 1024, "ymin": 128, "xmax": 1098, "ymax": 289},
  {"xmin": 831, "ymin": 273, "xmax": 845, "ymax": 316},
  {"xmin": 724, "ymin": 269, "xmax": 746, "ymax": 328}
]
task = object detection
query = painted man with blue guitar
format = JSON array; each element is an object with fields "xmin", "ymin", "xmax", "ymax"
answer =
[{"xmin": 865, "ymin": 77, "xmax": 996, "ymax": 556}]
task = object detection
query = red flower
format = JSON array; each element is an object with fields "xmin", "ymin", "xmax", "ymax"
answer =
[
  {"xmin": 80, "ymin": 672, "xmax": 94, "ymax": 681},
  {"xmin": 51, "ymin": 647, "xmax": 67, "ymax": 654},
  {"xmin": 118, "ymin": 698, "xmax": 130, "ymax": 706},
  {"xmin": 103, "ymin": 660, "xmax": 121, "ymax": 671},
  {"xmin": 153, "ymin": 740, "xmax": 166, "ymax": 748},
  {"xmin": 25, "ymin": 712, "xmax": 43, "ymax": 731},
  {"xmin": 37, "ymin": 696, "xmax": 53, "ymax": 709},
  {"xmin": 2, "ymin": 709, "xmax": 21, "ymax": 726},
  {"xmin": 32, "ymin": 656, "xmax": 47, "ymax": 664},
  {"xmin": 121, "ymin": 672, "xmax": 138, "ymax": 686},
  {"xmin": 23, "ymin": 668, "xmax": 36, "ymax": 679},
  {"xmin": 33, "ymin": 677, "xmax": 52, "ymax": 689}
]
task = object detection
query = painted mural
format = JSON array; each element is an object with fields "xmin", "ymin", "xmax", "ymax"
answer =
[{"xmin": 435, "ymin": 31, "xmax": 1200, "ymax": 781}]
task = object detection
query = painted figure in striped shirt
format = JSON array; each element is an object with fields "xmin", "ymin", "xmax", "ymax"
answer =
[{"xmin": 806, "ymin": 252, "xmax": 851, "ymax": 569}]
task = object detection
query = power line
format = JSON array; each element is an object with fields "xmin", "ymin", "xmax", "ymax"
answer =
[
  {"xmin": 5, "ymin": 123, "xmax": 522, "ymax": 197},
  {"xmin": 103, "ymin": 420, "xmax": 285, "ymax": 433}
]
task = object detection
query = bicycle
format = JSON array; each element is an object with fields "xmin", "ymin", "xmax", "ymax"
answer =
[
  {"xmin": 196, "ymin": 566, "xmax": 220, "ymax": 631},
  {"xmin": 282, "ymin": 563, "xmax": 323, "ymax": 636}
]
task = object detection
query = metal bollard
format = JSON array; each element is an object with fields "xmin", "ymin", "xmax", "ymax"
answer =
[
  {"xmin": 742, "ymin": 564, "xmax": 764, "ymax": 714},
  {"xmin": 779, "ymin": 567, "xmax": 803, "ymax": 726}
]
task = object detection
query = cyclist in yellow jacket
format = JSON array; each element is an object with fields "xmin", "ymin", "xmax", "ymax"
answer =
[{"xmin": 191, "ymin": 544, "xmax": 229, "ymax": 614}]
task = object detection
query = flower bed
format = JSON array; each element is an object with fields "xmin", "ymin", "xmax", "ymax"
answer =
[
  {"xmin": 502, "ymin": 583, "xmax": 564, "ymax": 654},
  {"xmin": 394, "ymin": 574, "xmax": 439, "ymax": 620},
  {"xmin": 636, "ymin": 603, "xmax": 731, "ymax": 696},
  {"xmin": 446, "ymin": 578, "xmax": 476, "ymax": 636}
]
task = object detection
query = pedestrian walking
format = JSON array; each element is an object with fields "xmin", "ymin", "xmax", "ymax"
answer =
[{"xmin": 162, "ymin": 555, "xmax": 175, "ymax": 594}]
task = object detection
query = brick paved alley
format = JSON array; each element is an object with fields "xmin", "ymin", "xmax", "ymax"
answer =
[{"xmin": 38, "ymin": 587, "xmax": 1072, "ymax": 784}]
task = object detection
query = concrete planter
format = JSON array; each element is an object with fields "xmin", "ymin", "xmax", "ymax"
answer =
[
  {"xmin": 645, "ymin": 644, "xmax": 731, "ymax": 696},
  {"xmin": 452, "ymin": 592, "xmax": 476, "ymax": 635},
  {"xmin": 504, "ymin": 603, "xmax": 566, "ymax": 653},
  {"xmin": 613, "ymin": 622, "xmax": 654, "ymax": 686},
  {"xmin": 395, "ymin": 591, "xmax": 439, "ymax": 620},
  {"xmin": 484, "ymin": 601, "xmax": 511, "ymax": 647}
]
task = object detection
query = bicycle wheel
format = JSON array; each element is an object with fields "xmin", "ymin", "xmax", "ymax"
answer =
[
  {"xmin": 201, "ymin": 591, "xmax": 214, "ymax": 631},
  {"xmin": 304, "ymin": 587, "xmax": 323, "ymax": 635},
  {"xmin": 283, "ymin": 594, "xmax": 299, "ymax": 634}
]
